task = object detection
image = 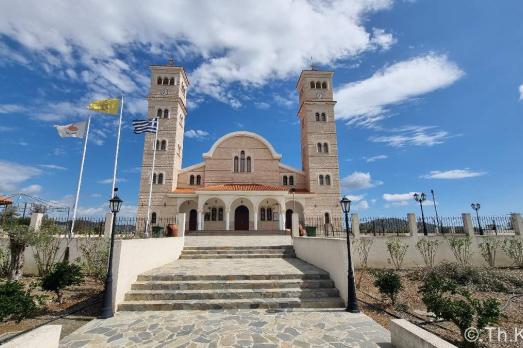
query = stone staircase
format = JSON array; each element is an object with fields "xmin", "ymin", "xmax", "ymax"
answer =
[{"xmin": 119, "ymin": 245, "xmax": 344, "ymax": 311}]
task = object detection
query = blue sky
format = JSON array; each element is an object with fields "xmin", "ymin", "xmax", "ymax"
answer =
[{"xmin": 0, "ymin": 0, "xmax": 522, "ymax": 217}]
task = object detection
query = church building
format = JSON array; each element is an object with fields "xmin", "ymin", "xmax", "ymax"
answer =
[{"xmin": 136, "ymin": 60, "xmax": 342, "ymax": 232}]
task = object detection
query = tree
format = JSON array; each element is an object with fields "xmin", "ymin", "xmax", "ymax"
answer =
[{"xmin": 41, "ymin": 262, "xmax": 84, "ymax": 303}]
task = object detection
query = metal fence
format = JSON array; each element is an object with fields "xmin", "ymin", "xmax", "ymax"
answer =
[
  {"xmin": 360, "ymin": 216, "xmax": 409, "ymax": 236},
  {"xmin": 300, "ymin": 217, "xmax": 349, "ymax": 238},
  {"xmin": 42, "ymin": 216, "xmax": 178, "ymax": 238},
  {"xmin": 473, "ymin": 215, "xmax": 514, "ymax": 235},
  {"xmin": 416, "ymin": 216, "xmax": 466, "ymax": 235}
]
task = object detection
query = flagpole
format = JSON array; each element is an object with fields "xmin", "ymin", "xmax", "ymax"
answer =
[
  {"xmin": 111, "ymin": 95, "xmax": 124, "ymax": 198},
  {"xmin": 70, "ymin": 115, "xmax": 91, "ymax": 237},
  {"xmin": 145, "ymin": 119, "xmax": 158, "ymax": 238}
]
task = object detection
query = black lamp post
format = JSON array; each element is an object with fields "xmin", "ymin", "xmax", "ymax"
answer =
[
  {"xmin": 340, "ymin": 197, "xmax": 359, "ymax": 313},
  {"xmin": 413, "ymin": 192, "xmax": 428, "ymax": 236},
  {"xmin": 471, "ymin": 203, "xmax": 483, "ymax": 235},
  {"xmin": 100, "ymin": 187, "xmax": 123, "ymax": 319}
]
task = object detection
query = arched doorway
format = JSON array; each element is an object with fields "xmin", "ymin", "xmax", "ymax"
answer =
[
  {"xmin": 234, "ymin": 205, "xmax": 249, "ymax": 230},
  {"xmin": 188, "ymin": 209, "xmax": 197, "ymax": 231},
  {"xmin": 285, "ymin": 209, "xmax": 293, "ymax": 229}
]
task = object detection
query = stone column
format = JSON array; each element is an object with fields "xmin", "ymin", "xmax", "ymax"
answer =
[
  {"xmin": 351, "ymin": 213, "xmax": 360, "ymax": 238},
  {"xmin": 176, "ymin": 213, "xmax": 186, "ymax": 237},
  {"xmin": 104, "ymin": 212, "xmax": 113, "ymax": 239},
  {"xmin": 462, "ymin": 213, "xmax": 474, "ymax": 236},
  {"xmin": 225, "ymin": 209, "xmax": 230, "ymax": 231},
  {"xmin": 292, "ymin": 213, "xmax": 299, "ymax": 237},
  {"xmin": 197, "ymin": 209, "xmax": 203, "ymax": 231},
  {"xmin": 253, "ymin": 211, "xmax": 258, "ymax": 230},
  {"xmin": 29, "ymin": 213, "xmax": 44, "ymax": 232},
  {"xmin": 511, "ymin": 213, "xmax": 523, "ymax": 237},
  {"xmin": 407, "ymin": 213, "xmax": 417, "ymax": 236}
]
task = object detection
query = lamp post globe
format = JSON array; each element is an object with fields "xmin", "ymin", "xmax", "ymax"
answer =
[
  {"xmin": 340, "ymin": 196, "xmax": 359, "ymax": 313},
  {"xmin": 471, "ymin": 203, "xmax": 483, "ymax": 235},
  {"xmin": 101, "ymin": 187, "xmax": 123, "ymax": 319}
]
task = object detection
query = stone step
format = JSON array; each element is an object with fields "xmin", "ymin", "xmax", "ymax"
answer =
[
  {"xmin": 181, "ymin": 249, "xmax": 293, "ymax": 255},
  {"xmin": 137, "ymin": 273, "xmax": 330, "ymax": 282},
  {"xmin": 118, "ymin": 297, "xmax": 344, "ymax": 311},
  {"xmin": 131, "ymin": 279, "xmax": 335, "ymax": 290},
  {"xmin": 179, "ymin": 254, "xmax": 296, "ymax": 259},
  {"xmin": 124, "ymin": 288, "xmax": 340, "ymax": 301},
  {"xmin": 183, "ymin": 245, "xmax": 291, "ymax": 250}
]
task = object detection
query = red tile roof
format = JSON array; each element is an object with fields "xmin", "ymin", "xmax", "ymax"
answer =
[{"xmin": 0, "ymin": 195, "xmax": 12, "ymax": 205}]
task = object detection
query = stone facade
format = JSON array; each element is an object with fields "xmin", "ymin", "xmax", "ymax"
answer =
[{"xmin": 136, "ymin": 62, "xmax": 342, "ymax": 231}]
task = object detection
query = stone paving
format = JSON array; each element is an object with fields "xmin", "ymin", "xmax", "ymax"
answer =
[
  {"xmin": 184, "ymin": 236, "xmax": 292, "ymax": 248},
  {"xmin": 59, "ymin": 309, "xmax": 392, "ymax": 347}
]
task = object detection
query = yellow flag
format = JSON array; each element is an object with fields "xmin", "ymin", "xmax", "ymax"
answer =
[{"xmin": 88, "ymin": 98, "xmax": 120, "ymax": 115}]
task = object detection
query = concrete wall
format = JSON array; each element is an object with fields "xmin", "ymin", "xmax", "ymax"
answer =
[
  {"xmin": 3, "ymin": 325, "xmax": 61, "ymax": 348},
  {"xmin": 111, "ymin": 237, "xmax": 184, "ymax": 310},
  {"xmin": 390, "ymin": 319, "xmax": 456, "ymax": 348}
]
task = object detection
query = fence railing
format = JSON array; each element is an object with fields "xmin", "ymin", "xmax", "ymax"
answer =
[
  {"xmin": 473, "ymin": 215, "xmax": 513, "ymax": 235},
  {"xmin": 301, "ymin": 217, "xmax": 349, "ymax": 238},
  {"xmin": 416, "ymin": 216, "xmax": 466, "ymax": 235},
  {"xmin": 360, "ymin": 216, "xmax": 409, "ymax": 236}
]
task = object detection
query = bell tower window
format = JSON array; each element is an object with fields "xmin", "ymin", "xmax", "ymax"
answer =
[
  {"xmin": 240, "ymin": 151, "xmax": 246, "ymax": 172},
  {"xmin": 234, "ymin": 156, "xmax": 239, "ymax": 172}
]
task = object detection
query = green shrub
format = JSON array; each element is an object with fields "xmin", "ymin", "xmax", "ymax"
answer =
[
  {"xmin": 447, "ymin": 236, "xmax": 472, "ymax": 266},
  {"xmin": 416, "ymin": 238, "xmax": 440, "ymax": 268},
  {"xmin": 420, "ymin": 272, "xmax": 502, "ymax": 345},
  {"xmin": 478, "ymin": 237, "xmax": 502, "ymax": 268},
  {"xmin": 373, "ymin": 269, "xmax": 402, "ymax": 306},
  {"xmin": 5, "ymin": 223, "xmax": 38, "ymax": 280},
  {"xmin": 0, "ymin": 246, "xmax": 9, "ymax": 278},
  {"xmin": 78, "ymin": 238, "xmax": 109, "ymax": 283},
  {"xmin": 385, "ymin": 238, "xmax": 408, "ymax": 270},
  {"xmin": 32, "ymin": 223, "xmax": 61, "ymax": 277},
  {"xmin": 502, "ymin": 238, "xmax": 523, "ymax": 268},
  {"xmin": 0, "ymin": 281, "xmax": 40, "ymax": 322},
  {"xmin": 41, "ymin": 262, "xmax": 84, "ymax": 303}
]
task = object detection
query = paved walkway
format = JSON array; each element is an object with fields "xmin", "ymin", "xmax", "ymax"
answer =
[
  {"xmin": 184, "ymin": 236, "xmax": 292, "ymax": 248},
  {"xmin": 59, "ymin": 309, "xmax": 391, "ymax": 347}
]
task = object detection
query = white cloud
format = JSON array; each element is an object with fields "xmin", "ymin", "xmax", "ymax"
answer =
[
  {"xmin": 345, "ymin": 194, "xmax": 369, "ymax": 210},
  {"xmin": 185, "ymin": 129, "xmax": 210, "ymax": 139},
  {"xmin": 0, "ymin": 0, "xmax": 394, "ymax": 107},
  {"xmin": 421, "ymin": 169, "xmax": 486, "ymax": 180},
  {"xmin": 519, "ymin": 84, "xmax": 523, "ymax": 100},
  {"xmin": 97, "ymin": 178, "xmax": 127, "ymax": 185},
  {"xmin": 39, "ymin": 164, "xmax": 67, "ymax": 170},
  {"xmin": 370, "ymin": 126, "xmax": 451, "ymax": 147},
  {"xmin": 0, "ymin": 160, "xmax": 41, "ymax": 192},
  {"xmin": 383, "ymin": 192, "xmax": 416, "ymax": 202},
  {"xmin": 364, "ymin": 154, "xmax": 388, "ymax": 162},
  {"xmin": 335, "ymin": 54, "xmax": 464, "ymax": 125},
  {"xmin": 341, "ymin": 172, "xmax": 382, "ymax": 190},
  {"xmin": 254, "ymin": 102, "xmax": 271, "ymax": 110},
  {"xmin": 20, "ymin": 184, "xmax": 42, "ymax": 194},
  {"xmin": 77, "ymin": 203, "xmax": 137, "ymax": 217},
  {"xmin": 0, "ymin": 104, "xmax": 24, "ymax": 114}
]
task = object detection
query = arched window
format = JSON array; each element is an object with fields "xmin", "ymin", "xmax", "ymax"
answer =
[
  {"xmin": 317, "ymin": 143, "xmax": 322, "ymax": 153},
  {"xmin": 322, "ymin": 81, "xmax": 327, "ymax": 89},
  {"xmin": 234, "ymin": 156, "xmax": 239, "ymax": 173},
  {"xmin": 189, "ymin": 175, "xmax": 195, "ymax": 185},
  {"xmin": 260, "ymin": 207, "xmax": 266, "ymax": 221},
  {"xmin": 158, "ymin": 173, "xmax": 164, "ymax": 184},
  {"xmin": 283, "ymin": 175, "xmax": 288, "ymax": 186},
  {"xmin": 157, "ymin": 77, "xmax": 162, "ymax": 85},
  {"xmin": 289, "ymin": 176, "xmax": 294, "ymax": 186},
  {"xmin": 246, "ymin": 156, "xmax": 251, "ymax": 172},
  {"xmin": 153, "ymin": 173, "xmax": 157, "ymax": 184},
  {"xmin": 157, "ymin": 109, "xmax": 162, "ymax": 117},
  {"xmin": 156, "ymin": 140, "xmax": 160, "ymax": 150},
  {"xmin": 163, "ymin": 109, "xmax": 169, "ymax": 118},
  {"xmin": 218, "ymin": 208, "xmax": 224, "ymax": 221},
  {"xmin": 196, "ymin": 175, "xmax": 201, "ymax": 185},
  {"xmin": 151, "ymin": 212, "xmax": 157, "ymax": 224},
  {"xmin": 315, "ymin": 81, "xmax": 321, "ymax": 89},
  {"xmin": 325, "ymin": 175, "xmax": 331, "ymax": 185},
  {"xmin": 169, "ymin": 77, "xmax": 174, "ymax": 85},
  {"xmin": 160, "ymin": 140, "xmax": 166, "ymax": 150},
  {"xmin": 310, "ymin": 81, "xmax": 315, "ymax": 89},
  {"xmin": 240, "ymin": 151, "xmax": 246, "ymax": 172},
  {"xmin": 315, "ymin": 112, "xmax": 320, "ymax": 121},
  {"xmin": 267, "ymin": 208, "xmax": 273, "ymax": 221},
  {"xmin": 211, "ymin": 208, "xmax": 217, "ymax": 221},
  {"xmin": 324, "ymin": 212, "xmax": 330, "ymax": 224},
  {"xmin": 163, "ymin": 77, "xmax": 168, "ymax": 85},
  {"xmin": 319, "ymin": 175, "xmax": 324, "ymax": 185},
  {"xmin": 321, "ymin": 112, "xmax": 326, "ymax": 121},
  {"xmin": 323, "ymin": 143, "xmax": 329, "ymax": 153}
]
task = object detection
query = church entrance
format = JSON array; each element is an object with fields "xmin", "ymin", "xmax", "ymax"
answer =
[
  {"xmin": 234, "ymin": 205, "xmax": 249, "ymax": 230},
  {"xmin": 285, "ymin": 209, "xmax": 293, "ymax": 230},
  {"xmin": 188, "ymin": 209, "xmax": 197, "ymax": 231}
]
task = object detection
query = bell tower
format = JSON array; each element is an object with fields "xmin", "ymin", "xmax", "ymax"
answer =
[
  {"xmin": 137, "ymin": 59, "xmax": 189, "ymax": 220},
  {"xmin": 296, "ymin": 69, "xmax": 341, "ymax": 218}
]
